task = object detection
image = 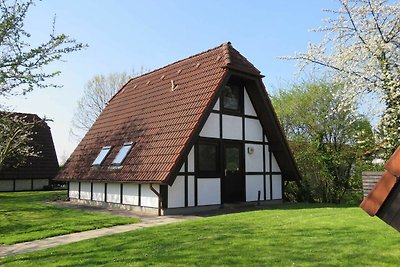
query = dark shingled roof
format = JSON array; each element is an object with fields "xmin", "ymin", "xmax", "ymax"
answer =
[
  {"xmin": 57, "ymin": 42, "xmax": 300, "ymax": 184},
  {"xmin": 0, "ymin": 112, "xmax": 59, "ymax": 180}
]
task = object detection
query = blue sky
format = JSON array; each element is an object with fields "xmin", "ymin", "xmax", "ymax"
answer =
[{"xmin": 5, "ymin": 0, "xmax": 340, "ymax": 162}]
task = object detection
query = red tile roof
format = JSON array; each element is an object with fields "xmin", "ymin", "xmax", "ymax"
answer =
[
  {"xmin": 360, "ymin": 146, "xmax": 400, "ymax": 216},
  {"xmin": 57, "ymin": 42, "xmax": 298, "ymax": 184}
]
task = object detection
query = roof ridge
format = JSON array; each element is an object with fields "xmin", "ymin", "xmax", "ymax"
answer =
[
  {"xmin": 109, "ymin": 42, "xmax": 231, "ymax": 101},
  {"xmin": 128, "ymin": 42, "xmax": 231, "ymax": 82},
  {"xmin": 1, "ymin": 111, "xmax": 42, "ymax": 120},
  {"xmin": 222, "ymin": 43, "xmax": 261, "ymax": 75}
]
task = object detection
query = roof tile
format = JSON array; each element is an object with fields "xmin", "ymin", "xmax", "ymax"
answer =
[{"xmin": 56, "ymin": 43, "xmax": 264, "ymax": 183}]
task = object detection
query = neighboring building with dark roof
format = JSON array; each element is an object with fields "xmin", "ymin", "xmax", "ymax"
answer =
[
  {"xmin": 0, "ymin": 113, "xmax": 59, "ymax": 191},
  {"xmin": 57, "ymin": 42, "xmax": 300, "ymax": 215}
]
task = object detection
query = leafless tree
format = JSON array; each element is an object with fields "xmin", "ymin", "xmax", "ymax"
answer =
[{"xmin": 70, "ymin": 69, "xmax": 148, "ymax": 141}]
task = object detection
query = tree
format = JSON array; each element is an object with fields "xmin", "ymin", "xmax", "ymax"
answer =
[
  {"xmin": 69, "ymin": 72, "xmax": 131, "ymax": 141},
  {"xmin": 272, "ymin": 80, "xmax": 376, "ymax": 203},
  {"xmin": 0, "ymin": 113, "xmax": 41, "ymax": 172},
  {"xmin": 0, "ymin": 0, "xmax": 86, "ymax": 170},
  {"xmin": 284, "ymin": 0, "xmax": 400, "ymax": 157},
  {"xmin": 70, "ymin": 69, "xmax": 148, "ymax": 141}
]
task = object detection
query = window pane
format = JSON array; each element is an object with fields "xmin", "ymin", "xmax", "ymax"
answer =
[
  {"xmin": 223, "ymin": 85, "xmax": 240, "ymax": 111},
  {"xmin": 198, "ymin": 143, "xmax": 218, "ymax": 172},
  {"xmin": 92, "ymin": 146, "xmax": 111, "ymax": 166},
  {"xmin": 112, "ymin": 143, "xmax": 133, "ymax": 165},
  {"xmin": 225, "ymin": 146, "xmax": 240, "ymax": 172}
]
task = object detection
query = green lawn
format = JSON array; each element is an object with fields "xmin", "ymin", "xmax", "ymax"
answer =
[
  {"xmin": 0, "ymin": 191, "xmax": 139, "ymax": 245},
  {"xmin": 2, "ymin": 203, "xmax": 400, "ymax": 266}
]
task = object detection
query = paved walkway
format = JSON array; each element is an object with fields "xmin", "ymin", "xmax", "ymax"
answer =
[{"xmin": 0, "ymin": 215, "xmax": 199, "ymax": 258}]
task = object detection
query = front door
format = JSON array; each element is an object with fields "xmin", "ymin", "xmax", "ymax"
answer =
[{"xmin": 223, "ymin": 142, "xmax": 244, "ymax": 203}]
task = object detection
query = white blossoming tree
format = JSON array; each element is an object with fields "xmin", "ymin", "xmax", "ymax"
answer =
[{"xmin": 285, "ymin": 0, "xmax": 400, "ymax": 157}]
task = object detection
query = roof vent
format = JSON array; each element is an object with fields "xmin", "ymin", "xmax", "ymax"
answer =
[
  {"xmin": 195, "ymin": 63, "xmax": 201, "ymax": 68},
  {"xmin": 160, "ymin": 75, "xmax": 165, "ymax": 80},
  {"xmin": 133, "ymin": 84, "xmax": 138, "ymax": 89},
  {"xmin": 171, "ymin": 80, "xmax": 177, "ymax": 91},
  {"xmin": 216, "ymin": 55, "xmax": 222, "ymax": 61},
  {"xmin": 177, "ymin": 69, "xmax": 182, "ymax": 74},
  {"xmin": 146, "ymin": 80, "xmax": 151, "ymax": 85}
]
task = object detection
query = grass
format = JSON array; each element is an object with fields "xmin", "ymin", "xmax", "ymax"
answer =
[
  {"xmin": 0, "ymin": 191, "xmax": 139, "ymax": 245},
  {"xmin": 2, "ymin": 203, "xmax": 400, "ymax": 266}
]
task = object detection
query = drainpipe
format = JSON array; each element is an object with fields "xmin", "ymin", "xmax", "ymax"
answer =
[{"xmin": 150, "ymin": 184, "xmax": 162, "ymax": 216}]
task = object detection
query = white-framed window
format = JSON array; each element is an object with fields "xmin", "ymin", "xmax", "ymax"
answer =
[
  {"xmin": 92, "ymin": 146, "xmax": 112, "ymax": 166},
  {"xmin": 112, "ymin": 142, "xmax": 134, "ymax": 165}
]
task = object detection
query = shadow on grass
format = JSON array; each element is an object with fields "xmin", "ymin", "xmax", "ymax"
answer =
[
  {"xmin": 3, "ymin": 205, "xmax": 398, "ymax": 267},
  {"xmin": 192, "ymin": 202, "xmax": 360, "ymax": 218}
]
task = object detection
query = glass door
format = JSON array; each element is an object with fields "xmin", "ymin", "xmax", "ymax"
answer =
[{"xmin": 223, "ymin": 142, "xmax": 244, "ymax": 202}]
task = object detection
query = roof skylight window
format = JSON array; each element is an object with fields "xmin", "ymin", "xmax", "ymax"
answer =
[
  {"xmin": 92, "ymin": 146, "xmax": 112, "ymax": 166},
  {"xmin": 112, "ymin": 142, "xmax": 134, "ymax": 165}
]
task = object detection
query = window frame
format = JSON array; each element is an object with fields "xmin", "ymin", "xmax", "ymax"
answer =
[
  {"xmin": 112, "ymin": 142, "xmax": 134, "ymax": 165},
  {"xmin": 221, "ymin": 84, "xmax": 243, "ymax": 115},
  {"xmin": 195, "ymin": 139, "xmax": 220, "ymax": 177},
  {"xmin": 92, "ymin": 146, "xmax": 112, "ymax": 166}
]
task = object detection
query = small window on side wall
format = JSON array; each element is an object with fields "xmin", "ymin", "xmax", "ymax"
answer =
[
  {"xmin": 222, "ymin": 84, "xmax": 241, "ymax": 112},
  {"xmin": 92, "ymin": 146, "xmax": 112, "ymax": 166},
  {"xmin": 197, "ymin": 141, "xmax": 219, "ymax": 176},
  {"xmin": 112, "ymin": 142, "xmax": 134, "ymax": 165}
]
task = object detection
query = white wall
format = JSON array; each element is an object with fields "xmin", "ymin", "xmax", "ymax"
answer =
[
  {"xmin": 244, "ymin": 89, "xmax": 257, "ymax": 116},
  {"xmin": 200, "ymin": 113, "xmax": 220, "ymax": 138},
  {"xmin": 213, "ymin": 98, "xmax": 220, "ymax": 111},
  {"xmin": 179, "ymin": 163, "xmax": 185, "ymax": 173},
  {"xmin": 107, "ymin": 183, "xmax": 121, "ymax": 203},
  {"xmin": 271, "ymin": 154, "xmax": 280, "ymax": 172},
  {"xmin": 272, "ymin": 175, "xmax": 282, "ymax": 199},
  {"xmin": 92, "ymin": 182, "xmax": 105, "ymax": 201},
  {"xmin": 265, "ymin": 176, "xmax": 271, "ymax": 200},
  {"xmin": 69, "ymin": 182, "xmax": 79, "ymax": 199},
  {"xmin": 197, "ymin": 178, "xmax": 220, "ymax": 205},
  {"xmin": 168, "ymin": 176, "xmax": 185, "ymax": 208},
  {"xmin": 188, "ymin": 147, "xmax": 194, "ymax": 172},
  {"xmin": 245, "ymin": 144, "xmax": 263, "ymax": 172},
  {"xmin": 15, "ymin": 179, "xmax": 31, "ymax": 191},
  {"xmin": 188, "ymin": 176, "xmax": 195, "ymax": 206},
  {"xmin": 222, "ymin": 115, "xmax": 242, "ymax": 140},
  {"xmin": 141, "ymin": 184, "xmax": 159, "ymax": 208},
  {"xmin": 264, "ymin": 145, "xmax": 270, "ymax": 172},
  {"xmin": 32, "ymin": 179, "xmax": 49, "ymax": 190},
  {"xmin": 245, "ymin": 175, "xmax": 264, "ymax": 201},
  {"xmin": 80, "ymin": 182, "xmax": 91, "ymax": 200},
  {"xmin": 245, "ymin": 118, "xmax": 263, "ymax": 142},
  {"xmin": 122, "ymin": 183, "xmax": 139, "ymax": 205},
  {"xmin": 0, "ymin": 180, "xmax": 14, "ymax": 191}
]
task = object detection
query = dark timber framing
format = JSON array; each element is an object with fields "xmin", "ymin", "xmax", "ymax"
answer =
[
  {"xmin": 171, "ymin": 74, "xmax": 283, "ymax": 207},
  {"xmin": 66, "ymin": 69, "xmax": 292, "ymax": 213}
]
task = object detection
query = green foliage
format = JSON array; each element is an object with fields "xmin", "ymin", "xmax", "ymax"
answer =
[
  {"xmin": 0, "ymin": 191, "xmax": 138, "ymax": 245},
  {"xmin": 272, "ymin": 80, "xmax": 377, "ymax": 203},
  {"xmin": 0, "ymin": 0, "xmax": 86, "ymax": 168},
  {"xmin": 0, "ymin": 0, "xmax": 87, "ymax": 97},
  {"xmin": 287, "ymin": 0, "xmax": 400, "ymax": 158},
  {"xmin": 2, "ymin": 204, "xmax": 400, "ymax": 266}
]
